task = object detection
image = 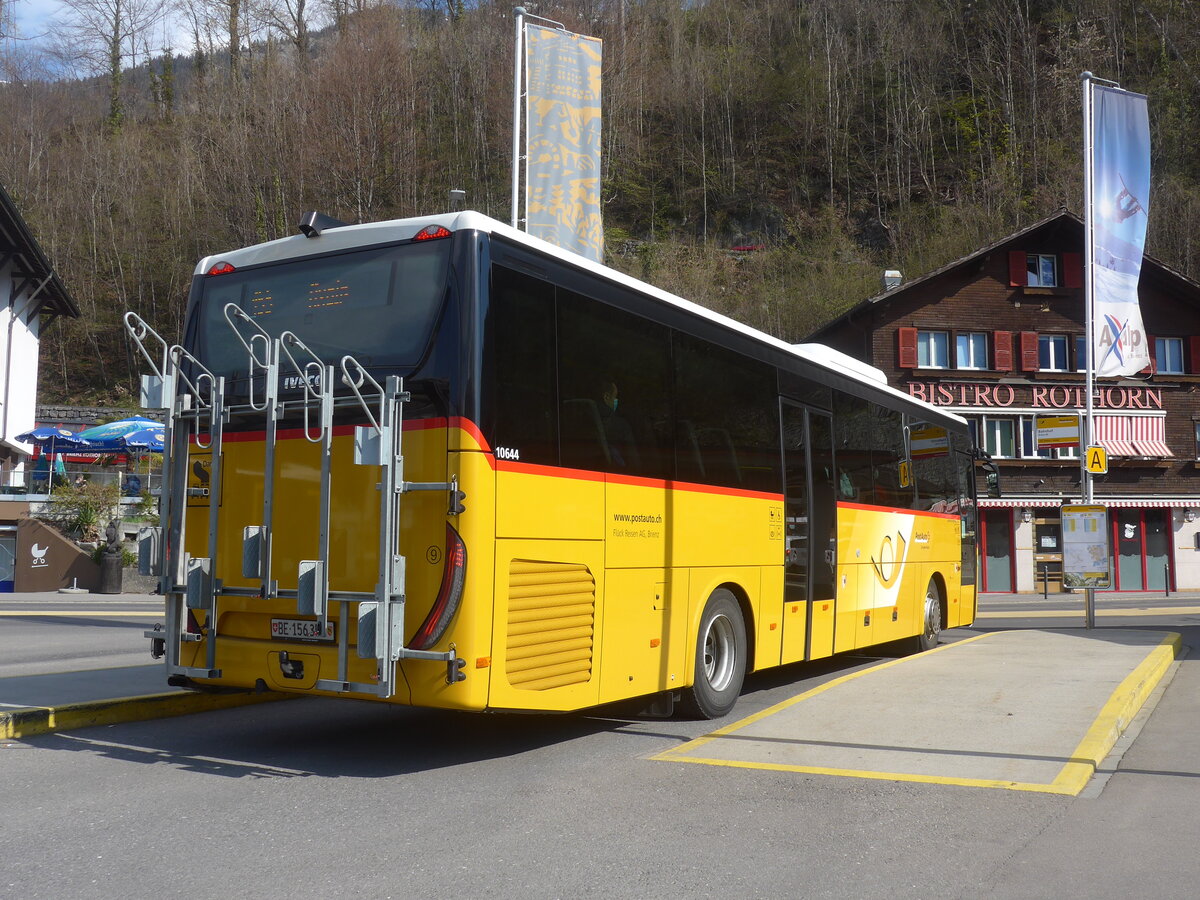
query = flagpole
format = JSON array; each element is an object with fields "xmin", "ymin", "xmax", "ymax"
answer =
[
  {"xmin": 1081, "ymin": 70, "xmax": 1096, "ymax": 629},
  {"xmin": 511, "ymin": 7, "xmax": 526, "ymax": 229}
]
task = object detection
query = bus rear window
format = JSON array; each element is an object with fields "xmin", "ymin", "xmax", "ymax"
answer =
[{"xmin": 194, "ymin": 239, "xmax": 451, "ymax": 376}]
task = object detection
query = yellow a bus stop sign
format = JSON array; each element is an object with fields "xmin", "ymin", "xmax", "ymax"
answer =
[{"xmin": 1085, "ymin": 445, "xmax": 1108, "ymax": 474}]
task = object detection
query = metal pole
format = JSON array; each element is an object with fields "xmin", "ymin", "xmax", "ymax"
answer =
[
  {"xmin": 1081, "ymin": 71, "xmax": 1097, "ymax": 629},
  {"xmin": 511, "ymin": 7, "xmax": 526, "ymax": 228}
]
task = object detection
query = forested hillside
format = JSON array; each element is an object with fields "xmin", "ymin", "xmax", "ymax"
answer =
[{"xmin": 2, "ymin": 0, "xmax": 1199, "ymax": 403}]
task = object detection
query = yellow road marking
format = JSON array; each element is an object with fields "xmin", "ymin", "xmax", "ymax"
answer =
[{"xmin": 653, "ymin": 631, "xmax": 1181, "ymax": 795}]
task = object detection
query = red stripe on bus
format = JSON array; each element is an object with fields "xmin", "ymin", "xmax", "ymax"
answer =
[{"xmin": 837, "ymin": 500, "xmax": 962, "ymax": 521}]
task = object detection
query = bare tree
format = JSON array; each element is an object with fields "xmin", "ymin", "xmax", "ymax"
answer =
[
  {"xmin": 253, "ymin": 0, "xmax": 309, "ymax": 61},
  {"xmin": 54, "ymin": 0, "xmax": 169, "ymax": 130}
]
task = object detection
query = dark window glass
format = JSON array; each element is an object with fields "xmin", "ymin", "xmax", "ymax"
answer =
[
  {"xmin": 778, "ymin": 368, "xmax": 832, "ymax": 409},
  {"xmin": 558, "ymin": 290, "xmax": 672, "ymax": 478},
  {"xmin": 483, "ymin": 265, "xmax": 558, "ymax": 466},
  {"xmin": 908, "ymin": 419, "xmax": 958, "ymax": 513},
  {"xmin": 833, "ymin": 391, "xmax": 873, "ymax": 502},
  {"xmin": 871, "ymin": 402, "xmax": 911, "ymax": 508},
  {"xmin": 673, "ymin": 332, "xmax": 780, "ymax": 491},
  {"xmin": 808, "ymin": 411, "xmax": 837, "ymax": 602},
  {"xmin": 198, "ymin": 239, "xmax": 451, "ymax": 378}
]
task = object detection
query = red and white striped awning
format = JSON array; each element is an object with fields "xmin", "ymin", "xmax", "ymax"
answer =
[
  {"xmin": 1099, "ymin": 498, "xmax": 1186, "ymax": 507},
  {"xmin": 978, "ymin": 499, "xmax": 1049, "ymax": 508},
  {"xmin": 1091, "ymin": 415, "xmax": 1172, "ymax": 457},
  {"xmin": 979, "ymin": 497, "xmax": 1193, "ymax": 508},
  {"xmin": 1092, "ymin": 415, "xmax": 1137, "ymax": 456},
  {"xmin": 1128, "ymin": 415, "xmax": 1173, "ymax": 457}
]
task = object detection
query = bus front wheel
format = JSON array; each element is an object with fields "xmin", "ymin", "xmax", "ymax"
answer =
[{"xmin": 681, "ymin": 589, "xmax": 747, "ymax": 719}]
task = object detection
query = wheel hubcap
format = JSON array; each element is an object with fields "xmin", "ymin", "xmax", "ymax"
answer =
[
  {"xmin": 703, "ymin": 614, "xmax": 736, "ymax": 691},
  {"xmin": 924, "ymin": 593, "xmax": 942, "ymax": 639}
]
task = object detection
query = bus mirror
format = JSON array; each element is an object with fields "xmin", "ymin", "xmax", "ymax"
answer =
[{"xmin": 982, "ymin": 461, "xmax": 1001, "ymax": 499}]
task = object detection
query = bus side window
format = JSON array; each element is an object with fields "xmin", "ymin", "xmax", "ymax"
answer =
[
  {"xmin": 483, "ymin": 266, "xmax": 558, "ymax": 466},
  {"xmin": 557, "ymin": 288, "xmax": 671, "ymax": 478},
  {"xmin": 676, "ymin": 420, "xmax": 706, "ymax": 482},
  {"xmin": 673, "ymin": 331, "xmax": 780, "ymax": 491},
  {"xmin": 560, "ymin": 398, "xmax": 612, "ymax": 470},
  {"xmin": 833, "ymin": 391, "xmax": 872, "ymax": 503},
  {"xmin": 871, "ymin": 402, "xmax": 912, "ymax": 508}
]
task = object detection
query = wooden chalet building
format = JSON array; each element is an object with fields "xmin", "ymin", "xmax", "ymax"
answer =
[{"xmin": 808, "ymin": 209, "xmax": 1200, "ymax": 594}]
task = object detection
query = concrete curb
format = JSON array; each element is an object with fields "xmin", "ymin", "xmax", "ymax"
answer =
[
  {"xmin": 1, "ymin": 689, "xmax": 293, "ymax": 740},
  {"xmin": 1052, "ymin": 631, "xmax": 1184, "ymax": 795}
]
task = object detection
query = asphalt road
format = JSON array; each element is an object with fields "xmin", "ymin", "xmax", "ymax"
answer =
[
  {"xmin": 0, "ymin": 594, "xmax": 161, "ymax": 677},
  {"xmin": 1, "ymin": 592, "xmax": 1198, "ymax": 899}
]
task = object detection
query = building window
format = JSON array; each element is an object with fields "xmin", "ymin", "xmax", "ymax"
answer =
[
  {"xmin": 956, "ymin": 332, "xmax": 988, "ymax": 370},
  {"xmin": 1039, "ymin": 334, "xmax": 1070, "ymax": 371},
  {"xmin": 1075, "ymin": 335, "xmax": 1088, "ymax": 372},
  {"xmin": 981, "ymin": 417, "xmax": 1016, "ymax": 459},
  {"xmin": 1156, "ymin": 337, "xmax": 1185, "ymax": 374},
  {"xmin": 1027, "ymin": 253, "xmax": 1057, "ymax": 287},
  {"xmin": 917, "ymin": 330, "xmax": 948, "ymax": 368},
  {"xmin": 1194, "ymin": 422, "xmax": 1200, "ymax": 460}
]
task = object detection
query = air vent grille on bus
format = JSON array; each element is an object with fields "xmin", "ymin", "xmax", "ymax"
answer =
[{"xmin": 506, "ymin": 560, "xmax": 595, "ymax": 691}]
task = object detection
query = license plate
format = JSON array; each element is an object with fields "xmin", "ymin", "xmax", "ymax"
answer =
[{"xmin": 270, "ymin": 618, "xmax": 335, "ymax": 642}]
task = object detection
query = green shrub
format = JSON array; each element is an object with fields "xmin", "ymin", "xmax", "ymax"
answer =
[
  {"xmin": 41, "ymin": 481, "xmax": 120, "ymax": 542},
  {"xmin": 92, "ymin": 545, "xmax": 137, "ymax": 567}
]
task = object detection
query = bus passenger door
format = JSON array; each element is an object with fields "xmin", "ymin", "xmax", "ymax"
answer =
[{"xmin": 780, "ymin": 403, "xmax": 836, "ymax": 664}]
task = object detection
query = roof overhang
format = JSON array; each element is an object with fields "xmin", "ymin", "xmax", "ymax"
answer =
[{"xmin": 0, "ymin": 182, "xmax": 79, "ymax": 319}]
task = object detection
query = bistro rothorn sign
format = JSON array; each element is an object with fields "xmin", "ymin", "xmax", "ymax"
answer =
[{"xmin": 905, "ymin": 382, "xmax": 1163, "ymax": 410}]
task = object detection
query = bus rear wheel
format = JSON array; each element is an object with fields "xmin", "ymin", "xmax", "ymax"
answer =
[
  {"xmin": 680, "ymin": 589, "xmax": 747, "ymax": 719},
  {"xmin": 913, "ymin": 580, "xmax": 944, "ymax": 653}
]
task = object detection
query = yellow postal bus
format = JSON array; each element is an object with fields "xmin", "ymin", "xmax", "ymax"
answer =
[{"xmin": 127, "ymin": 210, "xmax": 978, "ymax": 718}]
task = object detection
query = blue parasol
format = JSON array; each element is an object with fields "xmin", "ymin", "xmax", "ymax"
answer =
[
  {"xmin": 16, "ymin": 426, "xmax": 90, "ymax": 486},
  {"xmin": 120, "ymin": 427, "xmax": 166, "ymax": 453},
  {"xmin": 15, "ymin": 425, "xmax": 93, "ymax": 450},
  {"xmin": 74, "ymin": 415, "xmax": 163, "ymax": 452}
]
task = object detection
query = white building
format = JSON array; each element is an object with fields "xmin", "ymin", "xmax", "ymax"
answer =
[
  {"xmin": 0, "ymin": 182, "xmax": 79, "ymax": 591},
  {"xmin": 0, "ymin": 181, "xmax": 79, "ymax": 478}
]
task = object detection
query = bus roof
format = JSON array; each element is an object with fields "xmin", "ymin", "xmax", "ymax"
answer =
[{"xmin": 196, "ymin": 210, "xmax": 967, "ymax": 429}]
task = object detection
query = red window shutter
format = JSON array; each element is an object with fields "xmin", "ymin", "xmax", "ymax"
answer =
[
  {"xmin": 1062, "ymin": 252, "xmax": 1083, "ymax": 288},
  {"xmin": 897, "ymin": 327, "xmax": 918, "ymax": 368},
  {"xmin": 1143, "ymin": 334, "xmax": 1157, "ymax": 375},
  {"xmin": 1019, "ymin": 331, "xmax": 1039, "ymax": 371},
  {"xmin": 1189, "ymin": 336, "xmax": 1200, "ymax": 374},
  {"xmin": 993, "ymin": 331, "xmax": 1013, "ymax": 371},
  {"xmin": 1008, "ymin": 251, "xmax": 1027, "ymax": 287}
]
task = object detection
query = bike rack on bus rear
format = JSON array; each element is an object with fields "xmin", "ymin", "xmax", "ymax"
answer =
[{"xmin": 124, "ymin": 310, "xmax": 464, "ymax": 699}]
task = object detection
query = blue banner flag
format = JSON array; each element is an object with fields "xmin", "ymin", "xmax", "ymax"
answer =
[
  {"xmin": 524, "ymin": 24, "xmax": 603, "ymax": 262},
  {"xmin": 1090, "ymin": 84, "xmax": 1151, "ymax": 377}
]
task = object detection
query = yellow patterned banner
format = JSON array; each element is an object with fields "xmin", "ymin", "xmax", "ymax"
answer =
[{"xmin": 525, "ymin": 24, "xmax": 603, "ymax": 262}]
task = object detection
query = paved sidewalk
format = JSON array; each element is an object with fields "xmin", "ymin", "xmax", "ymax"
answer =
[{"xmin": 657, "ymin": 628, "xmax": 1183, "ymax": 795}]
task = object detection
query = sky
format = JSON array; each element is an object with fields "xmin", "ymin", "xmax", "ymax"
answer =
[
  {"xmin": 8, "ymin": 0, "xmax": 192, "ymax": 58},
  {"xmin": 11, "ymin": 0, "xmax": 60, "ymax": 38}
]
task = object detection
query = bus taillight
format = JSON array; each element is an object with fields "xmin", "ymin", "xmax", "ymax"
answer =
[
  {"xmin": 410, "ymin": 523, "xmax": 467, "ymax": 650},
  {"xmin": 206, "ymin": 261, "xmax": 236, "ymax": 276},
  {"xmin": 413, "ymin": 225, "xmax": 452, "ymax": 241}
]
